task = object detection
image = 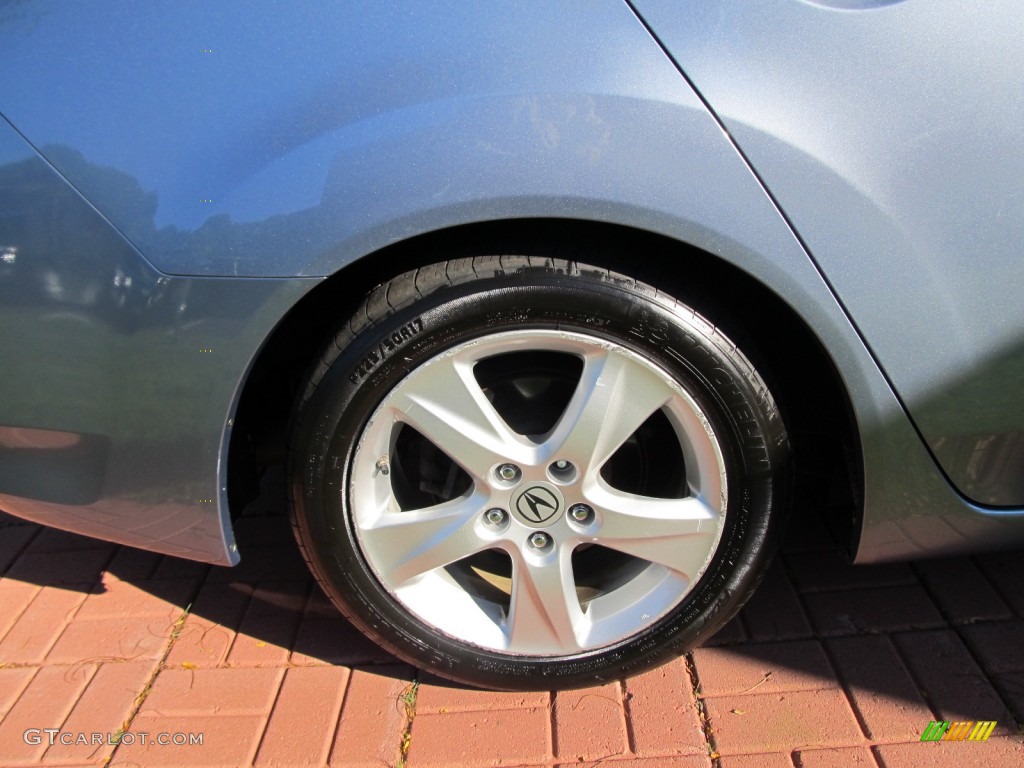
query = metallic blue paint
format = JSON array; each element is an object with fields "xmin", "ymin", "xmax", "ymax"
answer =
[
  {"xmin": 0, "ymin": 2, "xmax": 1021, "ymax": 565},
  {"xmin": 631, "ymin": 0, "xmax": 1024, "ymax": 508},
  {"xmin": 0, "ymin": 116, "xmax": 319, "ymax": 563}
]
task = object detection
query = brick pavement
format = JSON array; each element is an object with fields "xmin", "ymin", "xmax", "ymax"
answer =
[{"xmin": 0, "ymin": 479, "xmax": 1022, "ymax": 767}]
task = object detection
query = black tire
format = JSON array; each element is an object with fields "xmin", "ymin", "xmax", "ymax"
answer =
[{"xmin": 289, "ymin": 256, "xmax": 789, "ymax": 690}]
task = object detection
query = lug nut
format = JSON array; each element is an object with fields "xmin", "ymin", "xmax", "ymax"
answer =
[
  {"xmin": 497, "ymin": 464, "xmax": 520, "ymax": 482},
  {"xmin": 529, "ymin": 532, "xmax": 551, "ymax": 549},
  {"xmin": 569, "ymin": 503, "xmax": 593, "ymax": 523},
  {"xmin": 485, "ymin": 508, "xmax": 507, "ymax": 526},
  {"xmin": 548, "ymin": 459, "xmax": 577, "ymax": 482}
]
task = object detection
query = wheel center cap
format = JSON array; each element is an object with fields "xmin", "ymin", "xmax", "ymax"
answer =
[{"xmin": 512, "ymin": 482, "xmax": 563, "ymax": 528}]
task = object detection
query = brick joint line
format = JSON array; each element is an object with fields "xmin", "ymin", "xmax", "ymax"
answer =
[
  {"xmin": 549, "ymin": 689, "xmax": 560, "ymax": 760},
  {"xmin": 619, "ymin": 678, "xmax": 638, "ymax": 756},
  {"xmin": 819, "ymin": 634, "xmax": 882, "ymax": 742},
  {"xmin": 683, "ymin": 650, "xmax": 720, "ymax": 766},
  {"xmin": 0, "ymin": 523, "xmax": 42, "ymax": 580},
  {"xmin": 395, "ymin": 676, "xmax": 419, "ymax": 767},
  {"xmin": 107, "ymin": 595, "xmax": 198, "ymax": 763},
  {"xmin": 970, "ymin": 554, "xmax": 1021, "ymax": 621},
  {"xmin": 909, "ymin": 561, "xmax": 1024, "ymax": 734}
]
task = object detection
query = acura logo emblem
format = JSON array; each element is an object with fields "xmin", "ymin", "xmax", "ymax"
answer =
[{"xmin": 514, "ymin": 486, "xmax": 561, "ymax": 524}]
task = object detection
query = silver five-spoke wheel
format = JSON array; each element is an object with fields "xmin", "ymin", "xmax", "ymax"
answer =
[
  {"xmin": 351, "ymin": 331, "xmax": 727, "ymax": 655},
  {"xmin": 290, "ymin": 257, "xmax": 788, "ymax": 689}
]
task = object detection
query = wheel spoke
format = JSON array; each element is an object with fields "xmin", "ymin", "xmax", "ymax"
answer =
[
  {"xmin": 359, "ymin": 494, "xmax": 489, "ymax": 585},
  {"xmin": 350, "ymin": 328, "xmax": 735, "ymax": 656},
  {"xmin": 587, "ymin": 486, "xmax": 720, "ymax": 579},
  {"xmin": 545, "ymin": 348, "xmax": 674, "ymax": 474},
  {"xmin": 387, "ymin": 354, "xmax": 532, "ymax": 480},
  {"xmin": 507, "ymin": 547, "xmax": 582, "ymax": 652}
]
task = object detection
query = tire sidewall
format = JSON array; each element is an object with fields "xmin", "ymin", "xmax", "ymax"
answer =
[{"xmin": 292, "ymin": 269, "xmax": 787, "ymax": 689}]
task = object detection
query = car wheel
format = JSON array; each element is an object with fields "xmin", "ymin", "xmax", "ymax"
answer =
[{"xmin": 289, "ymin": 256, "xmax": 789, "ymax": 690}]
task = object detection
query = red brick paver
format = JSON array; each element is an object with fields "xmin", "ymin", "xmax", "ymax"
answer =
[
  {"xmin": 409, "ymin": 707, "xmax": 551, "ymax": 766},
  {"xmin": 0, "ymin": 493, "xmax": 1022, "ymax": 767},
  {"xmin": 702, "ymin": 688, "xmax": 863, "ymax": 755},
  {"xmin": 825, "ymin": 635, "xmax": 924, "ymax": 741},
  {"xmin": 330, "ymin": 666, "xmax": 413, "ymax": 767},
  {"xmin": 0, "ymin": 665, "xmax": 97, "ymax": 764},
  {"xmin": 796, "ymin": 745, "xmax": 877, "ymax": 767},
  {"xmin": 416, "ymin": 676, "xmax": 549, "ymax": 714},
  {"xmin": 256, "ymin": 666, "xmax": 349, "ymax": 766},
  {"xmin": 624, "ymin": 660, "xmax": 707, "ymax": 759},
  {"xmin": 718, "ymin": 753, "xmax": 792, "ymax": 768},
  {"xmin": 874, "ymin": 737, "xmax": 1024, "ymax": 766},
  {"xmin": 43, "ymin": 660, "xmax": 157, "ymax": 763},
  {"xmin": 553, "ymin": 682, "xmax": 629, "ymax": 762}
]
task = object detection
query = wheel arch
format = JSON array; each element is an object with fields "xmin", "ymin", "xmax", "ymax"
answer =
[{"xmin": 226, "ymin": 218, "xmax": 864, "ymax": 560}]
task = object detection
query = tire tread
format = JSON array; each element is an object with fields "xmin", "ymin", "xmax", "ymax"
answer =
[{"xmin": 287, "ymin": 256, "xmax": 788, "ymax": 690}]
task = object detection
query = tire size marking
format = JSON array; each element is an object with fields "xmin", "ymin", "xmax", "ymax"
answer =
[
  {"xmin": 484, "ymin": 309, "xmax": 610, "ymax": 329},
  {"xmin": 349, "ymin": 318, "xmax": 424, "ymax": 384}
]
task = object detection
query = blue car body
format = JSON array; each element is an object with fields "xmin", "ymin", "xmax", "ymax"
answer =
[{"xmin": 0, "ymin": 1, "xmax": 1022, "ymax": 567}]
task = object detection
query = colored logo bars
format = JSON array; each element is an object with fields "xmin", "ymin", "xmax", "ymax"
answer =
[{"xmin": 920, "ymin": 721, "xmax": 996, "ymax": 742}]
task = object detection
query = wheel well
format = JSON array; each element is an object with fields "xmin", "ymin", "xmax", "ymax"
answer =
[{"xmin": 228, "ymin": 219, "xmax": 863, "ymax": 558}]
